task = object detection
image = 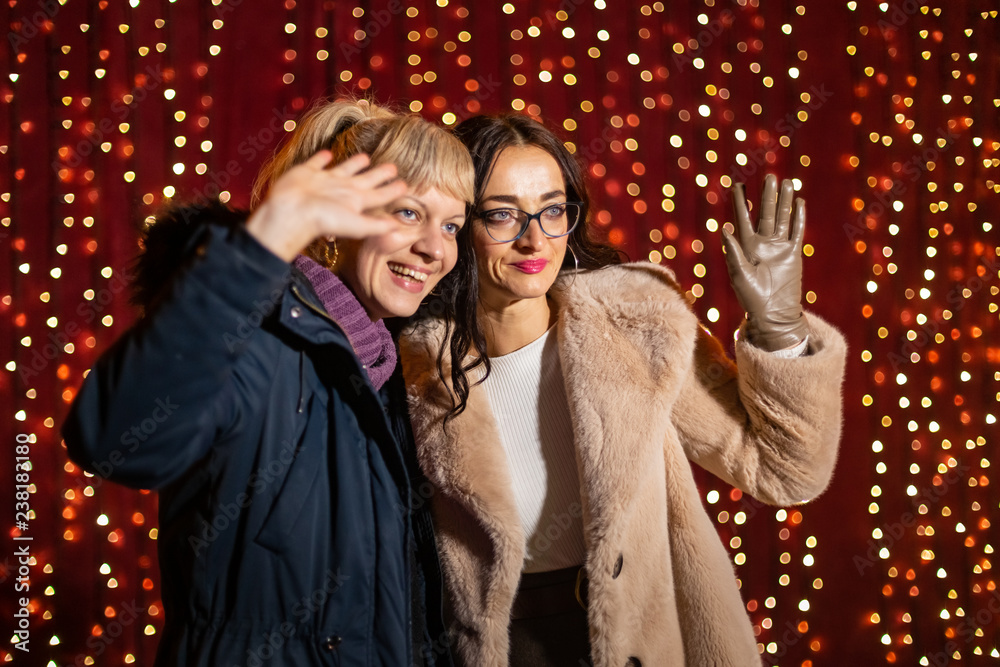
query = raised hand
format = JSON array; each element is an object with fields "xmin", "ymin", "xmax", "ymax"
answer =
[
  {"xmin": 247, "ymin": 151, "xmax": 408, "ymax": 262},
  {"xmin": 721, "ymin": 173, "xmax": 809, "ymax": 352}
]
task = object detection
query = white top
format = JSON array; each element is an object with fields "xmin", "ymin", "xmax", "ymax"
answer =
[
  {"xmin": 774, "ymin": 336, "xmax": 809, "ymax": 358},
  {"xmin": 480, "ymin": 327, "xmax": 587, "ymax": 573}
]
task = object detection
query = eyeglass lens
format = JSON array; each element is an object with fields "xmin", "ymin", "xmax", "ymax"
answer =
[{"xmin": 482, "ymin": 203, "xmax": 580, "ymax": 242}]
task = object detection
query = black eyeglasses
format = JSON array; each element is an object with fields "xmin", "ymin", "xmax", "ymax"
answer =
[{"xmin": 475, "ymin": 202, "xmax": 583, "ymax": 243}]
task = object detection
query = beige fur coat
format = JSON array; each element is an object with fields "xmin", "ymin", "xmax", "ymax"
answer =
[{"xmin": 400, "ymin": 263, "xmax": 847, "ymax": 667}]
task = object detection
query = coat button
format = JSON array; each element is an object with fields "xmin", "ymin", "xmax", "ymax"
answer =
[
  {"xmin": 322, "ymin": 635, "xmax": 342, "ymax": 651},
  {"xmin": 613, "ymin": 553, "xmax": 623, "ymax": 579},
  {"xmin": 290, "ymin": 306, "xmax": 302, "ymax": 318}
]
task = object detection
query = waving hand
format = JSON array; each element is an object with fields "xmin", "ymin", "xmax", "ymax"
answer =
[{"xmin": 721, "ymin": 174, "xmax": 810, "ymax": 352}]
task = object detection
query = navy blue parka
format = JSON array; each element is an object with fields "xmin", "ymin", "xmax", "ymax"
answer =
[{"xmin": 62, "ymin": 204, "xmax": 453, "ymax": 667}]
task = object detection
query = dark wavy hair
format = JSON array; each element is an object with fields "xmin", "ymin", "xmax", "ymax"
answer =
[{"xmin": 428, "ymin": 113, "xmax": 623, "ymax": 421}]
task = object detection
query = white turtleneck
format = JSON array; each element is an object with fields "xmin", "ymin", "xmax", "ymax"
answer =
[{"xmin": 480, "ymin": 326, "xmax": 587, "ymax": 573}]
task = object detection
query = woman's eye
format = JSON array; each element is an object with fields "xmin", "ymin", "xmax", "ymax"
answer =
[
  {"xmin": 542, "ymin": 204, "xmax": 566, "ymax": 218},
  {"xmin": 443, "ymin": 222, "xmax": 461, "ymax": 236},
  {"xmin": 486, "ymin": 210, "xmax": 514, "ymax": 224},
  {"xmin": 395, "ymin": 208, "xmax": 419, "ymax": 222}
]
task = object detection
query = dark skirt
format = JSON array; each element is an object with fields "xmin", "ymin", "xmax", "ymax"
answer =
[{"xmin": 509, "ymin": 566, "xmax": 592, "ymax": 667}]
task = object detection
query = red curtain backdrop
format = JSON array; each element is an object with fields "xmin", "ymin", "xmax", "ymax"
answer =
[{"xmin": 2, "ymin": 1, "xmax": 998, "ymax": 664}]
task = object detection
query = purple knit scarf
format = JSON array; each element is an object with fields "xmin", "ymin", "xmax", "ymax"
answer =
[{"xmin": 293, "ymin": 255, "xmax": 397, "ymax": 391}]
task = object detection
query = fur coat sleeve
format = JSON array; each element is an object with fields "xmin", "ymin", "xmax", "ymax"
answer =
[{"xmin": 671, "ymin": 313, "xmax": 847, "ymax": 506}]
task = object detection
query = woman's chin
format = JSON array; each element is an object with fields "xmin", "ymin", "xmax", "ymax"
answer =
[
  {"xmin": 493, "ymin": 274, "xmax": 558, "ymax": 302},
  {"xmin": 367, "ymin": 274, "xmax": 434, "ymax": 319},
  {"xmin": 381, "ymin": 298, "xmax": 423, "ymax": 320}
]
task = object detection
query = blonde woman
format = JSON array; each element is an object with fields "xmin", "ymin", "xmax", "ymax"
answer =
[{"xmin": 63, "ymin": 99, "xmax": 472, "ymax": 666}]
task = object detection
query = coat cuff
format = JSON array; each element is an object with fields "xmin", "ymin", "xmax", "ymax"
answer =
[
  {"xmin": 733, "ymin": 312, "xmax": 848, "ymax": 503},
  {"xmin": 735, "ymin": 312, "xmax": 847, "ymax": 379}
]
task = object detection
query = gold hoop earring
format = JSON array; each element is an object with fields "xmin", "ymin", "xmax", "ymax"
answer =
[{"xmin": 321, "ymin": 238, "xmax": 339, "ymax": 271}]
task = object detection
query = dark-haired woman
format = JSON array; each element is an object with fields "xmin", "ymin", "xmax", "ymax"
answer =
[{"xmin": 400, "ymin": 114, "xmax": 847, "ymax": 666}]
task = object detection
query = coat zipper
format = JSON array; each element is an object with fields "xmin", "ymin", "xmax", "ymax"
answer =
[
  {"xmin": 290, "ymin": 284, "xmax": 344, "ymax": 330},
  {"xmin": 289, "ymin": 284, "xmax": 345, "ymax": 414},
  {"xmin": 290, "ymin": 282, "xmax": 415, "ymax": 660}
]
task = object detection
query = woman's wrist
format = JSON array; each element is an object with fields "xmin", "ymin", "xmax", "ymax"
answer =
[
  {"xmin": 743, "ymin": 310, "xmax": 810, "ymax": 352},
  {"xmin": 245, "ymin": 202, "xmax": 315, "ymax": 263}
]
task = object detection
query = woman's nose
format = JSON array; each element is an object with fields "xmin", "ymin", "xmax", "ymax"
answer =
[
  {"xmin": 515, "ymin": 218, "xmax": 546, "ymax": 251},
  {"xmin": 413, "ymin": 225, "xmax": 445, "ymax": 261}
]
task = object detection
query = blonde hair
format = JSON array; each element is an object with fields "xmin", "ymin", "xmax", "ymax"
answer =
[{"xmin": 252, "ymin": 97, "xmax": 474, "ymax": 209}]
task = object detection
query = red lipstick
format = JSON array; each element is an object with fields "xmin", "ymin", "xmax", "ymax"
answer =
[{"xmin": 511, "ymin": 259, "xmax": 549, "ymax": 274}]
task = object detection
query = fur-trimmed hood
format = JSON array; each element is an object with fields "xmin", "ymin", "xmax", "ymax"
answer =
[
  {"xmin": 129, "ymin": 201, "xmax": 248, "ymax": 311},
  {"xmin": 401, "ymin": 262, "xmax": 847, "ymax": 666}
]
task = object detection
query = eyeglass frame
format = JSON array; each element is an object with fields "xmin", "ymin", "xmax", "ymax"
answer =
[{"xmin": 474, "ymin": 201, "xmax": 585, "ymax": 243}]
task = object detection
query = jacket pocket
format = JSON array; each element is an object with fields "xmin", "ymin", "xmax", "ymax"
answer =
[{"xmin": 253, "ymin": 394, "xmax": 326, "ymax": 553}]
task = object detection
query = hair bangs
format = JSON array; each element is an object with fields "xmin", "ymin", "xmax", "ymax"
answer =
[
  {"xmin": 252, "ymin": 98, "xmax": 397, "ymax": 207},
  {"xmin": 369, "ymin": 117, "xmax": 475, "ymax": 206}
]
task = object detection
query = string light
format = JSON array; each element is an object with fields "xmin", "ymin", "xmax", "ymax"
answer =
[
  {"xmin": 849, "ymin": 1, "xmax": 999, "ymax": 665},
  {"xmin": 4, "ymin": 2, "xmax": 997, "ymax": 664}
]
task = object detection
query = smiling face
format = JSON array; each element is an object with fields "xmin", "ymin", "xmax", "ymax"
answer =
[
  {"xmin": 337, "ymin": 186, "xmax": 466, "ymax": 321},
  {"xmin": 474, "ymin": 145, "xmax": 569, "ymax": 308}
]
